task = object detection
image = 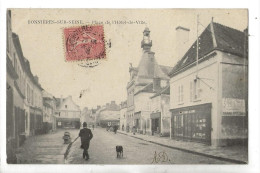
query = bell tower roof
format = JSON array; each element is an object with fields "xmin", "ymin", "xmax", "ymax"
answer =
[
  {"xmin": 141, "ymin": 27, "xmax": 152, "ymax": 51},
  {"xmin": 144, "ymin": 27, "xmax": 150, "ymax": 32}
]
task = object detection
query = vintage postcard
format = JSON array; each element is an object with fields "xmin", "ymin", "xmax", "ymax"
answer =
[{"xmin": 5, "ymin": 9, "xmax": 248, "ymax": 165}]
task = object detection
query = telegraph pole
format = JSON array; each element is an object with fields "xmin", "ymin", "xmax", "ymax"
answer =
[{"xmin": 196, "ymin": 14, "xmax": 199, "ymax": 79}]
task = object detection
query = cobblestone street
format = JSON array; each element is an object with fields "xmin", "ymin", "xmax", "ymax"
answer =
[
  {"xmin": 66, "ymin": 127, "xmax": 231, "ymax": 164},
  {"xmin": 16, "ymin": 129, "xmax": 78, "ymax": 164}
]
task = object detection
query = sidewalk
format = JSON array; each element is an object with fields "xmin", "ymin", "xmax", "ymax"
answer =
[
  {"xmin": 15, "ymin": 129, "xmax": 78, "ymax": 164},
  {"xmin": 118, "ymin": 130, "xmax": 248, "ymax": 164}
]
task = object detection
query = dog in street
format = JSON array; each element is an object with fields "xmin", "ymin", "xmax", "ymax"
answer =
[{"xmin": 116, "ymin": 146, "xmax": 123, "ymax": 158}]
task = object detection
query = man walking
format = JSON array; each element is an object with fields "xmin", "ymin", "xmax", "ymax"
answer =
[{"xmin": 79, "ymin": 122, "xmax": 93, "ymax": 160}]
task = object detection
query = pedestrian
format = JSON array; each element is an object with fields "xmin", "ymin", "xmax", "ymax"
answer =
[
  {"xmin": 133, "ymin": 125, "xmax": 136, "ymax": 135},
  {"xmin": 114, "ymin": 125, "xmax": 118, "ymax": 134},
  {"xmin": 92, "ymin": 124, "xmax": 94, "ymax": 130},
  {"xmin": 79, "ymin": 122, "xmax": 93, "ymax": 160}
]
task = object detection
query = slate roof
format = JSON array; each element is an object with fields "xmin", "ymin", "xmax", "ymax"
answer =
[
  {"xmin": 43, "ymin": 102, "xmax": 53, "ymax": 109},
  {"xmin": 134, "ymin": 82, "xmax": 154, "ymax": 95},
  {"xmin": 150, "ymin": 85, "xmax": 170, "ymax": 99},
  {"xmin": 159, "ymin": 65, "xmax": 172, "ymax": 76},
  {"xmin": 12, "ymin": 33, "xmax": 43, "ymax": 90},
  {"xmin": 169, "ymin": 22, "xmax": 248, "ymax": 77},
  {"xmin": 131, "ymin": 65, "xmax": 171, "ymax": 80},
  {"xmin": 136, "ymin": 53, "xmax": 170, "ymax": 81},
  {"xmin": 55, "ymin": 97, "xmax": 63, "ymax": 107}
]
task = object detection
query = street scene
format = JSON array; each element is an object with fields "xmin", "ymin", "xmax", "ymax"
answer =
[{"xmin": 6, "ymin": 9, "xmax": 248, "ymax": 165}]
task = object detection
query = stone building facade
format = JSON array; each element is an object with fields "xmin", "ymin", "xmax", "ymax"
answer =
[
  {"xmin": 169, "ymin": 21, "xmax": 248, "ymax": 146},
  {"xmin": 126, "ymin": 27, "xmax": 172, "ymax": 135},
  {"xmin": 55, "ymin": 96, "xmax": 81, "ymax": 129}
]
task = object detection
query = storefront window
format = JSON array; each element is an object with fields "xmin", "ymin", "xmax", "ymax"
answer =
[
  {"xmin": 172, "ymin": 103, "xmax": 211, "ymax": 144},
  {"xmin": 174, "ymin": 115, "xmax": 183, "ymax": 136},
  {"xmin": 192, "ymin": 114, "xmax": 206, "ymax": 139}
]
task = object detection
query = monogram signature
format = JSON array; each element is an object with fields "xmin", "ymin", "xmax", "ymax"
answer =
[{"xmin": 151, "ymin": 151, "xmax": 172, "ymax": 164}]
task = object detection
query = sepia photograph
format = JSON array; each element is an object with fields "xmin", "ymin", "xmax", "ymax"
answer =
[{"xmin": 5, "ymin": 8, "xmax": 249, "ymax": 166}]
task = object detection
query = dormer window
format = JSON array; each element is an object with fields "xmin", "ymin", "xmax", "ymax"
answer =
[{"xmin": 183, "ymin": 56, "xmax": 189, "ymax": 64}]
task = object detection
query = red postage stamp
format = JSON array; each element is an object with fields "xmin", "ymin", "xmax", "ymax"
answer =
[{"xmin": 63, "ymin": 25, "xmax": 106, "ymax": 61}]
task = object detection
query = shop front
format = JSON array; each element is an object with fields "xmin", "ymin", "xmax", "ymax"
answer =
[
  {"xmin": 134, "ymin": 111, "xmax": 141, "ymax": 133},
  {"xmin": 56, "ymin": 117, "xmax": 80, "ymax": 129},
  {"xmin": 171, "ymin": 103, "xmax": 212, "ymax": 144},
  {"xmin": 150, "ymin": 112, "xmax": 161, "ymax": 136}
]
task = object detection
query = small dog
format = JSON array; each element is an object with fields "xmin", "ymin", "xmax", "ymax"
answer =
[{"xmin": 116, "ymin": 146, "xmax": 123, "ymax": 158}]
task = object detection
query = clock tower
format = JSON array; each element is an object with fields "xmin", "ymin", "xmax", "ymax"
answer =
[{"xmin": 141, "ymin": 27, "xmax": 152, "ymax": 51}]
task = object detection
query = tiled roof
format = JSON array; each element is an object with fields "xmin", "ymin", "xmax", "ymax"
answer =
[
  {"xmin": 151, "ymin": 85, "xmax": 170, "ymax": 98},
  {"xmin": 169, "ymin": 22, "xmax": 248, "ymax": 77}
]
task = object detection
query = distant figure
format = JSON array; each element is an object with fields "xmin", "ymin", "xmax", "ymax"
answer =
[
  {"xmin": 114, "ymin": 125, "xmax": 118, "ymax": 134},
  {"xmin": 132, "ymin": 126, "xmax": 136, "ymax": 135},
  {"xmin": 106, "ymin": 124, "xmax": 111, "ymax": 131},
  {"xmin": 79, "ymin": 122, "xmax": 93, "ymax": 160},
  {"xmin": 92, "ymin": 124, "xmax": 94, "ymax": 130},
  {"xmin": 122, "ymin": 124, "xmax": 124, "ymax": 131}
]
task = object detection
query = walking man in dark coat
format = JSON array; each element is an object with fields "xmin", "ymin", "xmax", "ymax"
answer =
[{"xmin": 79, "ymin": 122, "xmax": 93, "ymax": 160}]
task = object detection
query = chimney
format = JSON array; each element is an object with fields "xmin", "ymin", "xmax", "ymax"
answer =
[
  {"xmin": 97, "ymin": 105, "xmax": 101, "ymax": 110},
  {"xmin": 34, "ymin": 75, "xmax": 39, "ymax": 83},
  {"xmin": 153, "ymin": 77, "xmax": 161, "ymax": 91},
  {"xmin": 175, "ymin": 26, "xmax": 190, "ymax": 59}
]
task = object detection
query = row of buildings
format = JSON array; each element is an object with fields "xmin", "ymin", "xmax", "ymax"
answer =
[
  {"xmin": 91, "ymin": 19, "xmax": 248, "ymax": 147},
  {"xmin": 80, "ymin": 101, "xmax": 121, "ymax": 129},
  {"xmin": 6, "ymin": 10, "xmax": 82, "ymax": 163},
  {"xmin": 123, "ymin": 20, "xmax": 248, "ymax": 147}
]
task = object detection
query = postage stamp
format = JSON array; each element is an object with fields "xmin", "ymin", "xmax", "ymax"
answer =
[{"xmin": 63, "ymin": 25, "xmax": 106, "ymax": 61}]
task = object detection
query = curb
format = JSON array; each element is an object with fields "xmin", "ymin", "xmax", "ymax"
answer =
[{"xmin": 118, "ymin": 131, "xmax": 247, "ymax": 164}]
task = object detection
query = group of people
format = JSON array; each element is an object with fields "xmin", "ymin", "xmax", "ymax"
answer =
[{"xmin": 106, "ymin": 124, "xmax": 119, "ymax": 134}]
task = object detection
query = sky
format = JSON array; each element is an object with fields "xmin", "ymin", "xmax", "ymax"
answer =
[{"xmin": 11, "ymin": 9, "xmax": 248, "ymax": 110}]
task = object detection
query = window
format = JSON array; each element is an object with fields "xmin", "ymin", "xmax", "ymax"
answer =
[
  {"xmin": 27, "ymin": 84, "xmax": 30, "ymax": 102},
  {"xmin": 190, "ymin": 81, "xmax": 193, "ymax": 102},
  {"xmin": 178, "ymin": 85, "xmax": 184, "ymax": 103},
  {"xmin": 14, "ymin": 54, "xmax": 17, "ymax": 72},
  {"xmin": 193, "ymin": 79, "xmax": 200, "ymax": 100},
  {"xmin": 65, "ymin": 105, "xmax": 67, "ymax": 108},
  {"xmin": 31, "ymin": 90, "xmax": 34, "ymax": 105}
]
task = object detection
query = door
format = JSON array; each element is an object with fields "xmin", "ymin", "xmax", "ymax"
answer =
[{"xmin": 154, "ymin": 118, "xmax": 160, "ymax": 133}]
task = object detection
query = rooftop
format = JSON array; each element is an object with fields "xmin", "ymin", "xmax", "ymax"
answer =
[{"xmin": 169, "ymin": 22, "xmax": 248, "ymax": 77}]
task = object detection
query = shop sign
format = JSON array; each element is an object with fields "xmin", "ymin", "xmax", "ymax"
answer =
[
  {"xmin": 222, "ymin": 98, "xmax": 245, "ymax": 116},
  {"xmin": 179, "ymin": 110, "xmax": 195, "ymax": 114}
]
